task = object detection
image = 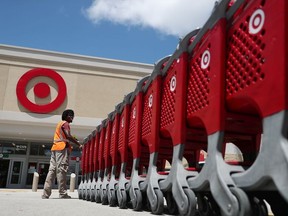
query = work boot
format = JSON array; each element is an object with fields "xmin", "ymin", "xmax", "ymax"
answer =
[{"xmin": 59, "ymin": 194, "xmax": 71, "ymax": 199}]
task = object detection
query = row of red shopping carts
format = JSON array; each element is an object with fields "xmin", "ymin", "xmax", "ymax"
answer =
[{"xmin": 78, "ymin": 0, "xmax": 288, "ymax": 215}]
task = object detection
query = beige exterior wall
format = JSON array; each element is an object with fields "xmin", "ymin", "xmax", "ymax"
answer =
[
  {"xmin": 74, "ymin": 73, "xmax": 136, "ymax": 117},
  {"xmin": 0, "ymin": 64, "xmax": 9, "ymax": 109},
  {"xmin": 0, "ymin": 44, "xmax": 153, "ymax": 141}
]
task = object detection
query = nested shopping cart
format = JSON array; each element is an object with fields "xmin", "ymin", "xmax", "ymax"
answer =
[
  {"xmin": 86, "ymin": 131, "xmax": 96, "ymax": 201},
  {"xmin": 107, "ymin": 108, "xmax": 121, "ymax": 207},
  {"xmin": 127, "ymin": 76, "xmax": 150, "ymax": 211},
  {"xmin": 138, "ymin": 56, "xmax": 171, "ymax": 214},
  {"xmin": 157, "ymin": 29, "xmax": 200, "ymax": 216},
  {"xmin": 78, "ymin": 136, "xmax": 88, "ymax": 200},
  {"xmin": 100, "ymin": 113, "xmax": 114, "ymax": 205},
  {"xmin": 90, "ymin": 127, "xmax": 100, "ymax": 202},
  {"xmin": 83, "ymin": 134, "xmax": 93, "ymax": 201},
  {"xmin": 116, "ymin": 93, "xmax": 134, "ymax": 209},
  {"xmin": 182, "ymin": 0, "xmax": 254, "ymax": 215},
  {"xmin": 225, "ymin": 0, "xmax": 288, "ymax": 214},
  {"xmin": 95, "ymin": 120, "xmax": 107, "ymax": 203}
]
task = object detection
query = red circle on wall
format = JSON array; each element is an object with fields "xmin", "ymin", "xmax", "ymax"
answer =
[
  {"xmin": 16, "ymin": 68, "xmax": 67, "ymax": 113},
  {"xmin": 34, "ymin": 82, "xmax": 51, "ymax": 98}
]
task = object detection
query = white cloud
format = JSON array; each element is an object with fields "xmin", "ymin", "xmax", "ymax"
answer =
[{"xmin": 85, "ymin": 0, "xmax": 218, "ymax": 38}]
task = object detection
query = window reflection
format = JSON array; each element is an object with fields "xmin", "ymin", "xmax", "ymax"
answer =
[
  {"xmin": 30, "ymin": 143, "xmax": 52, "ymax": 156},
  {"xmin": 0, "ymin": 141, "xmax": 27, "ymax": 155}
]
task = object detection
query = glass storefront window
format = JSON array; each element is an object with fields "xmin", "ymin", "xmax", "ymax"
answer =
[
  {"xmin": 0, "ymin": 141, "xmax": 27, "ymax": 155},
  {"xmin": 30, "ymin": 143, "xmax": 52, "ymax": 156},
  {"xmin": 26, "ymin": 162, "xmax": 49, "ymax": 185},
  {"xmin": 38, "ymin": 163, "xmax": 50, "ymax": 185},
  {"xmin": 3, "ymin": 144, "xmax": 15, "ymax": 154},
  {"xmin": 10, "ymin": 161, "xmax": 22, "ymax": 184},
  {"xmin": 39, "ymin": 144, "xmax": 51, "ymax": 156},
  {"xmin": 29, "ymin": 145, "xmax": 38, "ymax": 155},
  {"xmin": 0, "ymin": 160, "xmax": 9, "ymax": 187},
  {"xmin": 26, "ymin": 162, "xmax": 37, "ymax": 185},
  {"xmin": 70, "ymin": 149, "xmax": 81, "ymax": 158},
  {"xmin": 69, "ymin": 149, "xmax": 81, "ymax": 173},
  {"xmin": 15, "ymin": 144, "xmax": 27, "ymax": 155}
]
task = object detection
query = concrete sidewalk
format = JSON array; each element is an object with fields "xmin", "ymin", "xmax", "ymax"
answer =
[
  {"xmin": 0, "ymin": 189, "xmax": 275, "ymax": 216},
  {"xmin": 0, "ymin": 189, "xmax": 158, "ymax": 216}
]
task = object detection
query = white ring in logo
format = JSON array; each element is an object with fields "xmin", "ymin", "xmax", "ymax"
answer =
[
  {"xmin": 249, "ymin": 9, "xmax": 265, "ymax": 35},
  {"xmin": 170, "ymin": 76, "xmax": 176, "ymax": 92},
  {"xmin": 132, "ymin": 107, "xmax": 136, "ymax": 119},
  {"xmin": 148, "ymin": 94, "xmax": 153, "ymax": 108},
  {"xmin": 201, "ymin": 50, "xmax": 210, "ymax": 69}
]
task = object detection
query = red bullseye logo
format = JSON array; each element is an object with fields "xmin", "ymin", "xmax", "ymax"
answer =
[
  {"xmin": 16, "ymin": 68, "xmax": 67, "ymax": 113},
  {"xmin": 201, "ymin": 50, "xmax": 210, "ymax": 70},
  {"xmin": 249, "ymin": 9, "xmax": 265, "ymax": 34},
  {"xmin": 170, "ymin": 76, "xmax": 176, "ymax": 92},
  {"xmin": 34, "ymin": 82, "xmax": 50, "ymax": 98}
]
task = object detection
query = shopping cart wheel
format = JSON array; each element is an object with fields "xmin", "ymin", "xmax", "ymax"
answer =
[
  {"xmin": 82, "ymin": 190, "xmax": 86, "ymax": 200},
  {"xmin": 90, "ymin": 188, "xmax": 95, "ymax": 202},
  {"xmin": 142, "ymin": 192, "xmax": 151, "ymax": 211},
  {"xmin": 197, "ymin": 193, "xmax": 220, "ymax": 216},
  {"xmin": 108, "ymin": 190, "xmax": 118, "ymax": 207},
  {"xmin": 131, "ymin": 189, "xmax": 142, "ymax": 211},
  {"xmin": 181, "ymin": 188, "xmax": 196, "ymax": 216},
  {"xmin": 150, "ymin": 188, "xmax": 164, "ymax": 214},
  {"xmin": 95, "ymin": 190, "xmax": 101, "ymax": 203},
  {"xmin": 165, "ymin": 192, "xmax": 178, "ymax": 215},
  {"xmin": 102, "ymin": 193, "xmax": 108, "ymax": 205},
  {"xmin": 251, "ymin": 197, "xmax": 268, "ymax": 216},
  {"xmin": 86, "ymin": 190, "xmax": 91, "ymax": 201},
  {"xmin": 118, "ymin": 189, "xmax": 127, "ymax": 209},
  {"xmin": 78, "ymin": 187, "xmax": 82, "ymax": 199},
  {"xmin": 230, "ymin": 187, "xmax": 252, "ymax": 216}
]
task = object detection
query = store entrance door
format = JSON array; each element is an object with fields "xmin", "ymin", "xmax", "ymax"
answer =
[
  {"xmin": 0, "ymin": 160, "xmax": 10, "ymax": 188},
  {"xmin": 26, "ymin": 161, "xmax": 50, "ymax": 188},
  {"xmin": 7, "ymin": 160, "xmax": 24, "ymax": 188},
  {"xmin": 38, "ymin": 162, "xmax": 50, "ymax": 186}
]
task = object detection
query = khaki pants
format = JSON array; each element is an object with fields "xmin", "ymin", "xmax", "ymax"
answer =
[{"xmin": 43, "ymin": 148, "xmax": 69, "ymax": 197}]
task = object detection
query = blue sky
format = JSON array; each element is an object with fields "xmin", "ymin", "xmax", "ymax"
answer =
[{"xmin": 0, "ymin": 0, "xmax": 216, "ymax": 64}]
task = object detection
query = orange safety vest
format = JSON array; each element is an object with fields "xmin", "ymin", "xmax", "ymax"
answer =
[{"xmin": 51, "ymin": 121, "xmax": 69, "ymax": 151}]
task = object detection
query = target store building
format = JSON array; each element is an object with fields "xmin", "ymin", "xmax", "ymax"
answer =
[{"xmin": 0, "ymin": 44, "xmax": 153, "ymax": 188}]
